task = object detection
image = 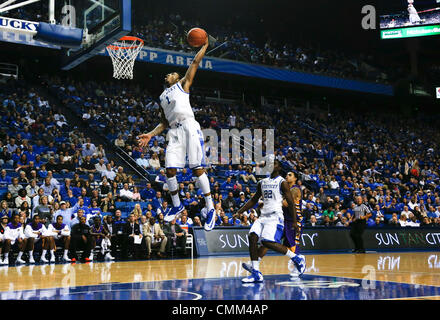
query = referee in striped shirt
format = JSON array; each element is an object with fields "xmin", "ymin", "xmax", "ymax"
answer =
[{"xmin": 350, "ymin": 196, "xmax": 372, "ymax": 253}]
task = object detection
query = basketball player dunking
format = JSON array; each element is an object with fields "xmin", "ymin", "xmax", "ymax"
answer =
[
  {"xmin": 138, "ymin": 37, "xmax": 216, "ymax": 231},
  {"xmin": 237, "ymin": 160, "xmax": 306, "ymax": 283}
]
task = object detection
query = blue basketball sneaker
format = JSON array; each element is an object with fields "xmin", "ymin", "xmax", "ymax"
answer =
[
  {"xmin": 291, "ymin": 254, "xmax": 306, "ymax": 276},
  {"xmin": 164, "ymin": 204, "xmax": 185, "ymax": 222},
  {"xmin": 241, "ymin": 269, "xmax": 264, "ymax": 283},
  {"xmin": 204, "ymin": 208, "xmax": 216, "ymax": 231}
]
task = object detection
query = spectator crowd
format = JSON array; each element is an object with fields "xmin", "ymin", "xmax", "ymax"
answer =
[
  {"xmin": 133, "ymin": 13, "xmax": 398, "ymax": 83},
  {"xmin": 1, "ymin": 69, "xmax": 440, "ymax": 265},
  {"xmin": 44, "ymin": 74, "xmax": 440, "ymax": 231}
]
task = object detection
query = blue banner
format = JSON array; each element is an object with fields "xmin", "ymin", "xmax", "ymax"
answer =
[
  {"xmin": 130, "ymin": 47, "xmax": 394, "ymax": 96},
  {"xmin": 0, "ymin": 31, "xmax": 60, "ymax": 49}
]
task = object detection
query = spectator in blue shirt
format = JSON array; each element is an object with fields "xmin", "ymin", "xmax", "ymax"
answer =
[
  {"xmin": 141, "ymin": 183, "xmax": 156, "ymax": 202},
  {"xmin": 340, "ymin": 185, "xmax": 351, "ymax": 197},
  {"xmin": 177, "ymin": 214, "xmax": 192, "ymax": 228},
  {"xmin": 6, "ymin": 138, "xmax": 18, "ymax": 154},
  {"xmin": 32, "ymin": 140, "xmax": 46, "ymax": 155},
  {"xmin": 54, "ymin": 201, "xmax": 80, "ymax": 226},
  {"xmin": 151, "ymin": 191, "xmax": 164, "ymax": 211},
  {"xmin": 46, "ymin": 142, "xmax": 58, "ymax": 157},
  {"xmin": 225, "ymin": 165, "xmax": 236, "ymax": 178},
  {"xmin": 177, "ymin": 168, "xmax": 192, "ymax": 184},
  {"xmin": 79, "ymin": 188, "xmax": 91, "ymax": 207},
  {"xmin": 156, "ymin": 200, "xmax": 171, "ymax": 217},
  {"xmin": 0, "ymin": 200, "xmax": 13, "ymax": 218},
  {"xmin": 221, "ymin": 177, "xmax": 235, "ymax": 192},
  {"xmin": 131, "ymin": 147, "xmax": 141, "ymax": 159},
  {"xmin": 20, "ymin": 127, "xmax": 32, "ymax": 141},
  {"xmin": 372, "ymin": 217, "xmax": 384, "ymax": 227},
  {"xmin": 23, "ymin": 145, "xmax": 37, "ymax": 162},
  {"xmin": 142, "ymin": 203, "xmax": 154, "ymax": 217},
  {"xmin": 74, "ymin": 197, "xmax": 90, "ymax": 216},
  {"xmin": 305, "ymin": 194, "xmax": 316, "ymax": 207},
  {"xmin": 60, "ymin": 179, "xmax": 72, "ymax": 200},
  {"xmin": 229, "ymin": 213, "xmax": 241, "ymax": 226},
  {"xmin": 33, "ymin": 155, "xmax": 44, "ymax": 170},
  {"xmin": 87, "ymin": 200, "xmax": 103, "ymax": 224},
  {"xmin": 182, "ymin": 192, "xmax": 198, "ymax": 210},
  {"xmin": 0, "ymin": 169, "xmax": 11, "ymax": 186},
  {"xmin": 427, "ymin": 206, "xmax": 438, "ymax": 218},
  {"xmin": 154, "ymin": 169, "xmax": 167, "ymax": 190},
  {"xmin": 66, "ymin": 190, "xmax": 78, "ymax": 207},
  {"xmin": 11, "ymin": 148, "xmax": 22, "ymax": 165},
  {"xmin": 38, "ymin": 164, "xmax": 48, "ymax": 179},
  {"xmin": 236, "ymin": 192, "xmax": 247, "ymax": 209}
]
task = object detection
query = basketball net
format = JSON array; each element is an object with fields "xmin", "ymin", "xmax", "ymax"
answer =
[{"xmin": 106, "ymin": 36, "xmax": 144, "ymax": 80}]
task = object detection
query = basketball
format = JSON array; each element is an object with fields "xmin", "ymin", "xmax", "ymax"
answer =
[{"xmin": 187, "ymin": 27, "xmax": 207, "ymax": 47}]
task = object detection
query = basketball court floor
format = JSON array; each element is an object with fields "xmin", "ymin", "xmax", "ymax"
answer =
[{"xmin": 1, "ymin": 251, "xmax": 439, "ymax": 300}]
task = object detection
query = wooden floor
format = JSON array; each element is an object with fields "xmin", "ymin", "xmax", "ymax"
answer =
[{"xmin": 1, "ymin": 251, "xmax": 439, "ymax": 300}]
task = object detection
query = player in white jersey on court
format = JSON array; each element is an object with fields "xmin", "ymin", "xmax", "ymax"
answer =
[
  {"xmin": 138, "ymin": 36, "xmax": 216, "ymax": 231},
  {"xmin": 237, "ymin": 159, "xmax": 306, "ymax": 283}
]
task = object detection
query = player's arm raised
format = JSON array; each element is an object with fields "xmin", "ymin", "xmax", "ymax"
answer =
[
  {"xmin": 281, "ymin": 181, "xmax": 299, "ymax": 233},
  {"xmin": 181, "ymin": 37, "xmax": 209, "ymax": 92},
  {"xmin": 138, "ymin": 108, "xmax": 169, "ymax": 148},
  {"xmin": 237, "ymin": 182, "xmax": 262, "ymax": 215}
]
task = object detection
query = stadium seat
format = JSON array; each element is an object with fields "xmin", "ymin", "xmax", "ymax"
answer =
[
  {"xmin": 0, "ymin": 187, "xmax": 8, "ymax": 199},
  {"xmin": 115, "ymin": 202, "xmax": 126, "ymax": 209}
]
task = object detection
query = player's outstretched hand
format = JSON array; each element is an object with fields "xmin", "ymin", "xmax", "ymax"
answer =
[{"xmin": 137, "ymin": 133, "xmax": 152, "ymax": 148}]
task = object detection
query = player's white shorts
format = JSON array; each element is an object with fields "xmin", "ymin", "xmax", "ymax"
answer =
[
  {"xmin": 165, "ymin": 118, "xmax": 205, "ymax": 169},
  {"xmin": 4, "ymin": 234, "xmax": 24, "ymax": 246},
  {"xmin": 249, "ymin": 214, "xmax": 284, "ymax": 243},
  {"xmin": 26, "ymin": 235, "xmax": 42, "ymax": 242}
]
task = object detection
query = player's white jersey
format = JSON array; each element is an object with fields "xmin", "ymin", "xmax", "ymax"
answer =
[
  {"xmin": 46, "ymin": 223, "xmax": 71, "ymax": 238},
  {"xmin": 159, "ymin": 81, "xmax": 195, "ymax": 126},
  {"xmin": 4, "ymin": 223, "xmax": 25, "ymax": 242},
  {"xmin": 259, "ymin": 175, "xmax": 285, "ymax": 217},
  {"xmin": 24, "ymin": 223, "xmax": 47, "ymax": 239}
]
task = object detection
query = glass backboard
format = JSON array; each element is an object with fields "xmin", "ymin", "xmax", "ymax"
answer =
[{"xmin": 60, "ymin": 0, "xmax": 131, "ymax": 70}]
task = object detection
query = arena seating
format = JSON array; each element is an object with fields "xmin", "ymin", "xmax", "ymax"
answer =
[{"xmin": 1, "ymin": 72, "xmax": 440, "ymax": 265}]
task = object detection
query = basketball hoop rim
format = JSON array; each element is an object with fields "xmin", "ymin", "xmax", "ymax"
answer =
[{"xmin": 107, "ymin": 36, "xmax": 144, "ymax": 51}]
